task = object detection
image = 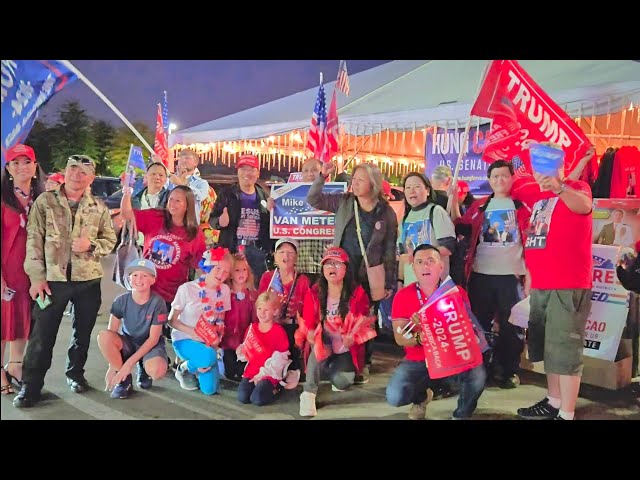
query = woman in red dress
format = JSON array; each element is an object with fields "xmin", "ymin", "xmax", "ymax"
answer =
[{"xmin": 1, "ymin": 144, "xmax": 45, "ymax": 395}]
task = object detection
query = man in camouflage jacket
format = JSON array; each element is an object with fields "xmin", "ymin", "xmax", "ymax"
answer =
[{"xmin": 14, "ymin": 155, "xmax": 117, "ymax": 408}]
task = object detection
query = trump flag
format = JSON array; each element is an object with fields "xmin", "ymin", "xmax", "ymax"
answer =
[
  {"xmin": 1, "ymin": 60, "xmax": 77, "ymax": 167},
  {"xmin": 471, "ymin": 60, "xmax": 592, "ymax": 177}
]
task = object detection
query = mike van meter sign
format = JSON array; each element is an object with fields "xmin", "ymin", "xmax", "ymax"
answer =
[
  {"xmin": 586, "ymin": 245, "xmax": 631, "ymax": 362},
  {"xmin": 425, "ymin": 124, "xmax": 492, "ymax": 196},
  {"xmin": 270, "ymin": 182, "xmax": 347, "ymax": 240}
]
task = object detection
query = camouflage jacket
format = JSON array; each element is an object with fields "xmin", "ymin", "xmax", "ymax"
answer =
[{"xmin": 24, "ymin": 187, "xmax": 117, "ymax": 282}]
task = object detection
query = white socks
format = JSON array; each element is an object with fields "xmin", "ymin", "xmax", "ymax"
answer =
[
  {"xmin": 547, "ymin": 396, "xmax": 561, "ymax": 409},
  {"xmin": 559, "ymin": 410, "xmax": 575, "ymax": 420}
]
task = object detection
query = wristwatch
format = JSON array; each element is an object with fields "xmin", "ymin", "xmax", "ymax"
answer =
[{"xmin": 553, "ymin": 182, "xmax": 566, "ymax": 195}]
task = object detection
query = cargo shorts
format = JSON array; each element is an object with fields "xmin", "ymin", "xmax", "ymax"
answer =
[{"xmin": 528, "ymin": 289, "xmax": 592, "ymax": 376}]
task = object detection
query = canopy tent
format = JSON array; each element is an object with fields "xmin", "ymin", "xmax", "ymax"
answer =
[{"xmin": 169, "ymin": 60, "xmax": 640, "ymax": 177}]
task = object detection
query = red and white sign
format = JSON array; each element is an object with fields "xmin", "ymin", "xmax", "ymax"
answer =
[
  {"xmin": 288, "ymin": 172, "xmax": 303, "ymax": 183},
  {"xmin": 471, "ymin": 60, "xmax": 592, "ymax": 176}
]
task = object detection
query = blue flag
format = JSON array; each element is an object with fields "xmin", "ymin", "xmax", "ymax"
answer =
[
  {"xmin": 127, "ymin": 144, "xmax": 146, "ymax": 172},
  {"xmin": 1, "ymin": 60, "xmax": 77, "ymax": 167},
  {"xmin": 268, "ymin": 268, "xmax": 284, "ymax": 295}
]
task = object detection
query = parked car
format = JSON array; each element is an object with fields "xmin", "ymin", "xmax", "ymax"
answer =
[{"xmin": 91, "ymin": 176, "xmax": 121, "ymax": 200}]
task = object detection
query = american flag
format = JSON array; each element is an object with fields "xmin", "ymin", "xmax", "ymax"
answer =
[
  {"xmin": 336, "ymin": 60, "xmax": 350, "ymax": 96},
  {"xmin": 161, "ymin": 91, "xmax": 169, "ymax": 134},
  {"xmin": 306, "ymin": 82, "xmax": 338, "ymax": 163},
  {"xmin": 511, "ymin": 155, "xmax": 531, "ymax": 179}
]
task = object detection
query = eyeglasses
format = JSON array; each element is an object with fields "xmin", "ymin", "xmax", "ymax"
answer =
[
  {"xmin": 68, "ymin": 155, "xmax": 95, "ymax": 166},
  {"xmin": 323, "ymin": 261, "xmax": 345, "ymax": 269}
]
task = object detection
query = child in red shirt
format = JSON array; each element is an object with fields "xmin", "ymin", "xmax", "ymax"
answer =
[{"xmin": 236, "ymin": 291, "xmax": 290, "ymax": 406}]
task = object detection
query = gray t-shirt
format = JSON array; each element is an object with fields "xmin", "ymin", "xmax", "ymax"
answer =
[
  {"xmin": 473, "ymin": 197, "xmax": 525, "ymax": 275},
  {"xmin": 399, "ymin": 203, "xmax": 455, "ymax": 283},
  {"xmin": 111, "ymin": 292, "xmax": 168, "ymax": 344}
]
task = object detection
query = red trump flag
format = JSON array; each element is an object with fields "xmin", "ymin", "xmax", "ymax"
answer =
[
  {"xmin": 153, "ymin": 103, "xmax": 169, "ymax": 166},
  {"xmin": 471, "ymin": 60, "xmax": 592, "ymax": 177}
]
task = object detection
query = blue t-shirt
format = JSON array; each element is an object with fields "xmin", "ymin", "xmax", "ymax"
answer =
[
  {"xmin": 111, "ymin": 292, "xmax": 168, "ymax": 344},
  {"xmin": 238, "ymin": 191, "xmax": 260, "ymax": 241}
]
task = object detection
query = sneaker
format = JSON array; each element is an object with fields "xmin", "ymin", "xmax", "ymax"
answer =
[
  {"xmin": 299, "ymin": 391, "xmax": 317, "ymax": 417},
  {"xmin": 498, "ymin": 374, "xmax": 520, "ymax": 389},
  {"xmin": 331, "ymin": 384, "xmax": 346, "ymax": 392},
  {"xmin": 408, "ymin": 388, "xmax": 434, "ymax": 420},
  {"xmin": 66, "ymin": 376, "xmax": 90, "ymax": 393},
  {"xmin": 111, "ymin": 374, "xmax": 133, "ymax": 399},
  {"xmin": 354, "ymin": 366, "xmax": 370, "ymax": 385},
  {"xmin": 12, "ymin": 384, "xmax": 41, "ymax": 408},
  {"xmin": 174, "ymin": 362, "xmax": 199, "ymax": 391},
  {"xmin": 552, "ymin": 414, "xmax": 565, "ymax": 420},
  {"xmin": 430, "ymin": 382, "xmax": 452, "ymax": 400},
  {"xmin": 517, "ymin": 398, "xmax": 559, "ymax": 420},
  {"xmin": 136, "ymin": 362, "xmax": 152, "ymax": 390}
]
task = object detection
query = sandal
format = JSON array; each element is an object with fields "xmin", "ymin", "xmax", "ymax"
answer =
[
  {"xmin": 4, "ymin": 361, "xmax": 24, "ymax": 387},
  {"xmin": 1, "ymin": 368, "xmax": 15, "ymax": 395}
]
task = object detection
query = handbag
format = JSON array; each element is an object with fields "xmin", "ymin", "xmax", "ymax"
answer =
[
  {"xmin": 112, "ymin": 220, "xmax": 142, "ymax": 290},
  {"xmin": 354, "ymin": 200, "xmax": 386, "ymax": 301}
]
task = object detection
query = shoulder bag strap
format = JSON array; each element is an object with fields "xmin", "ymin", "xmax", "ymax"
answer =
[
  {"xmin": 281, "ymin": 272, "xmax": 300, "ymax": 318},
  {"xmin": 354, "ymin": 200, "xmax": 370, "ymax": 268}
]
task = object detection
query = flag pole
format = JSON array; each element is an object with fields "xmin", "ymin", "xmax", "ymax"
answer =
[
  {"xmin": 59, "ymin": 60, "xmax": 154, "ymax": 155},
  {"xmin": 447, "ymin": 60, "xmax": 491, "ymax": 214}
]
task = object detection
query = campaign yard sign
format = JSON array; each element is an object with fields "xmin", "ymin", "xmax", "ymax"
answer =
[
  {"xmin": 585, "ymin": 244, "xmax": 630, "ymax": 361},
  {"xmin": 270, "ymin": 182, "xmax": 346, "ymax": 240}
]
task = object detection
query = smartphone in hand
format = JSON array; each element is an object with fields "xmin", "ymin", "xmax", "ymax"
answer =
[
  {"xmin": 36, "ymin": 294, "xmax": 52, "ymax": 310},
  {"xmin": 2, "ymin": 288, "xmax": 16, "ymax": 302}
]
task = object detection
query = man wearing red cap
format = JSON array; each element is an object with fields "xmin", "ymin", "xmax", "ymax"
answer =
[{"xmin": 210, "ymin": 154, "xmax": 273, "ymax": 286}]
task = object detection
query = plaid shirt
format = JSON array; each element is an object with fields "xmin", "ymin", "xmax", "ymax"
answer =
[{"xmin": 296, "ymin": 239, "xmax": 334, "ymax": 274}]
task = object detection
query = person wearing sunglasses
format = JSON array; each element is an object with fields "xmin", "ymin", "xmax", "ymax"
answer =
[{"xmin": 14, "ymin": 155, "xmax": 117, "ymax": 408}]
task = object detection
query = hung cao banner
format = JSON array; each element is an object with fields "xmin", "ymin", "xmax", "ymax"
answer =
[
  {"xmin": 270, "ymin": 182, "xmax": 347, "ymax": 239},
  {"xmin": 585, "ymin": 244, "xmax": 630, "ymax": 361},
  {"xmin": 425, "ymin": 124, "xmax": 492, "ymax": 196}
]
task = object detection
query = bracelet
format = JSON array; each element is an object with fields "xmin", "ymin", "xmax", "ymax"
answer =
[
  {"xmin": 553, "ymin": 182, "xmax": 566, "ymax": 195},
  {"xmin": 414, "ymin": 330, "xmax": 422, "ymax": 346}
]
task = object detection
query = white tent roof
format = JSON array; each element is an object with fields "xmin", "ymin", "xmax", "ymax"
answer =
[{"xmin": 170, "ymin": 60, "xmax": 640, "ymax": 147}]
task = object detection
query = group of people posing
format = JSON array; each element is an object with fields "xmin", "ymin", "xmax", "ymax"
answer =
[{"xmin": 2, "ymin": 142, "xmax": 636, "ymax": 419}]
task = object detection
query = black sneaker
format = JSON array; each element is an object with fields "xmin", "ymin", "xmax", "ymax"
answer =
[
  {"xmin": 498, "ymin": 374, "xmax": 520, "ymax": 389},
  {"xmin": 136, "ymin": 362, "xmax": 152, "ymax": 390},
  {"xmin": 66, "ymin": 377, "xmax": 90, "ymax": 393},
  {"xmin": 517, "ymin": 398, "xmax": 559, "ymax": 420},
  {"xmin": 13, "ymin": 384, "xmax": 41, "ymax": 408},
  {"xmin": 553, "ymin": 414, "xmax": 565, "ymax": 420},
  {"xmin": 431, "ymin": 383, "xmax": 452, "ymax": 400}
]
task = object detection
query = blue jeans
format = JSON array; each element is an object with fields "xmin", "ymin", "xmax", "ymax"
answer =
[
  {"xmin": 386, "ymin": 359, "xmax": 486, "ymax": 418},
  {"xmin": 237, "ymin": 378, "xmax": 279, "ymax": 406},
  {"xmin": 173, "ymin": 339, "xmax": 219, "ymax": 395}
]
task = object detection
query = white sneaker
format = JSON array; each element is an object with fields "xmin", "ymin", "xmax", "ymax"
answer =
[
  {"xmin": 299, "ymin": 391, "xmax": 317, "ymax": 417},
  {"xmin": 331, "ymin": 384, "xmax": 346, "ymax": 392}
]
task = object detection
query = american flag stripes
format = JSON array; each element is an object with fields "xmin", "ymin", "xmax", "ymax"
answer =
[
  {"xmin": 336, "ymin": 60, "xmax": 350, "ymax": 96},
  {"xmin": 306, "ymin": 82, "xmax": 339, "ymax": 163}
]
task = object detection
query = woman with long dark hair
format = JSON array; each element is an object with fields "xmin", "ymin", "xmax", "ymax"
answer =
[
  {"xmin": 1, "ymin": 145, "xmax": 45, "ymax": 395},
  {"xmin": 298, "ymin": 247, "xmax": 374, "ymax": 417}
]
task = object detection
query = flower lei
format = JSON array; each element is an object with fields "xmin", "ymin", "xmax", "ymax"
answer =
[{"xmin": 196, "ymin": 246, "xmax": 229, "ymax": 332}]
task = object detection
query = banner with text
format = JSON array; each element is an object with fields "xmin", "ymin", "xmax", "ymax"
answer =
[
  {"xmin": 585, "ymin": 244, "xmax": 630, "ymax": 361},
  {"xmin": 270, "ymin": 182, "xmax": 346, "ymax": 239},
  {"xmin": 1, "ymin": 60, "xmax": 77, "ymax": 167},
  {"xmin": 425, "ymin": 124, "xmax": 492, "ymax": 196}
]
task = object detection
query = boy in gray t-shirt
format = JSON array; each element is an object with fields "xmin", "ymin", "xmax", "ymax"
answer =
[{"xmin": 97, "ymin": 259, "xmax": 168, "ymax": 399}]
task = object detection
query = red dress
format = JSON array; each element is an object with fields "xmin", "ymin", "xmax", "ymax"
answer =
[
  {"xmin": 1, "ymin": 202, "xmax": 32, "ymax": 341},
  {"xmin": 220, "ymin": 289, "xmax": 258, "ymax": 351}
]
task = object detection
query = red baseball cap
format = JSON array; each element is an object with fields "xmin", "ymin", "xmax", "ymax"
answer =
[
  {"xmin": 382, "ymin": 180, "xmax": 392, "ymax": 198},
  {"xmin": 237, "ymin": 154, "xmax": 260, "ymax": 170},
  {"xmin": 321, "ymin": 247, "xmax": 349, "ymax": 265},
  {"xmin": 48, "ymin": 172, "xmax": 65, "ymax": 184},
  {"xmin": 6, "ymin": 144, "xmax": 36, "ymax": 163}
]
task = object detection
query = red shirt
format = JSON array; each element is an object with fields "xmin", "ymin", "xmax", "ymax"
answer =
[
  {"xmin": 220, "ymin": 289, "xmax": 258, "ymax": 351},
  {"xmin": 611, "ymin": 146, "xmax": 640, "ymax": 198},
  {"xmin": 512, "ymin": 178, "xmax": 593, "ymax": 290},
  {"xmin": 391, "ymin": 284, "xmax": 426, "ymax": 362},
  {"xmin": 258, "ymin": 270, "xmax": 310, "ymax": 321},
  {"xmin": 134, "ymin": 209, "xmax": 206, "ymax": 302},
  {"xmin": 242, "ymin": 322, "xmax": 289, "ymax": 382}
]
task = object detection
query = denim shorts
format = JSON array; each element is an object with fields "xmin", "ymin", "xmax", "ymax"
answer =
[{"xmin": 528, "ymin": 289, "xmax": 592, "ymax": 375}]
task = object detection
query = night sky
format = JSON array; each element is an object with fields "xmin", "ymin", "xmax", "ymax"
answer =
[{"xmin": 41, "ymin": 60, "xmax": 390, "ymax": 132}]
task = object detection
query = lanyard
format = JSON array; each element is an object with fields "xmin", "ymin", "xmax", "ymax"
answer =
[{"xmin": 415, "ymin": 284, "xmax": 425, "ymax": 307}]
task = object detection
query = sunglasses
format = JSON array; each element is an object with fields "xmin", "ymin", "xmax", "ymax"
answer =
[
  {"xmin": 323, "ymin": 261, "xmax": 345, "ymax": 269},
  {"xmin": 68, "ymin": 155, "xmax": 95, "ymax": 166}
]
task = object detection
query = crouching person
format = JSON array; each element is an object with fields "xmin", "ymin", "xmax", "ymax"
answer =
[
  {"xmin": 236, "ymin": 291, "xmax": 291, "ymax": 406},
  {"xmin": 98, "ymin": 259, "xmax": 168, "ymax": 399},
  {"xmin": 169, "ymin": 248, "xmax": 233, "ymax": 395},
  {"xmin": 386, "ymin": 245, "xmax": 487, "ymax": 420},
  {"xmin": 298, "ymin": 247, "xmax": 374, "ymax": 417}
]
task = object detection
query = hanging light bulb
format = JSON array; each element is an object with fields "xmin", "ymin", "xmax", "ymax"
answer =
[{"xmin": 628, "ymin": 102, "xmax": 634, "ymax": 111}]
